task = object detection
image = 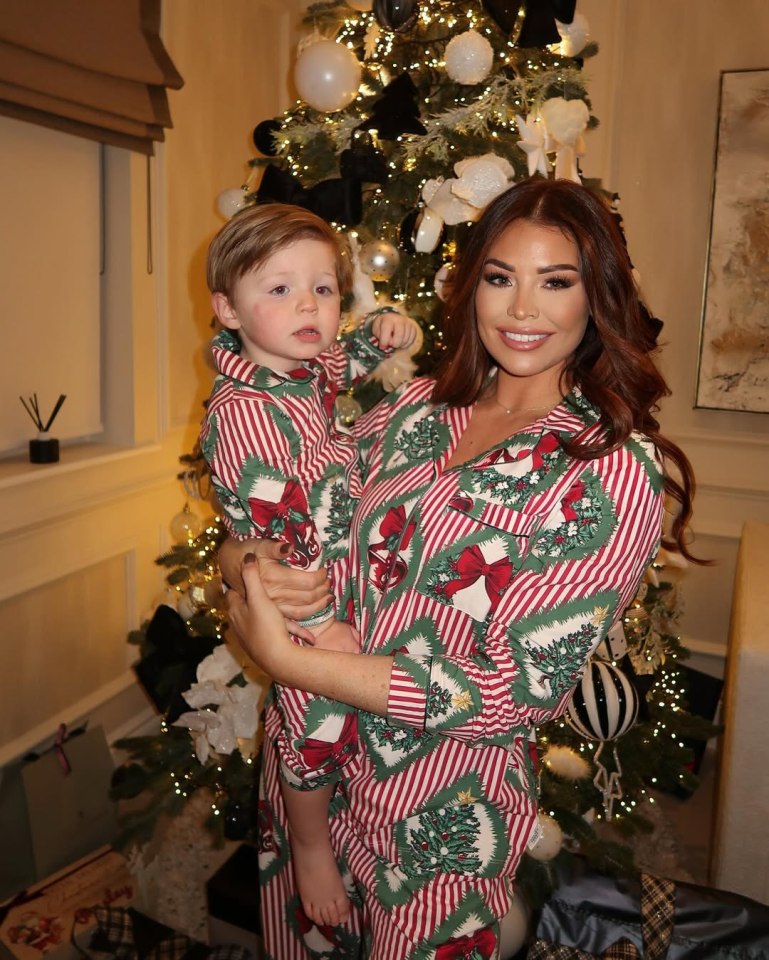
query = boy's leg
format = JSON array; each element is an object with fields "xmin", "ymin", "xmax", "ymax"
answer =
[{"xmin": 280, "ymin": 778, "xmax": 351, "ymax": 927}]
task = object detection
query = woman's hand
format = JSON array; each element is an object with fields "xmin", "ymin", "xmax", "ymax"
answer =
[
  {"xmin": 226, "ymin": 554, "xmax": 301, "ymax": 680},
  {"xmin": 218, "ymin": 536, "xmax": 332, "ymax": 620},
  {"xmin": 230, "ymin": 555, "xmax": 393, "ymax": 715}
]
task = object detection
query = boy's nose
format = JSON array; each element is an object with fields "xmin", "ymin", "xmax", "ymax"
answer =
[{"xmin": 299, "ymin": 290, "xmax": 319, "ymax": 311}]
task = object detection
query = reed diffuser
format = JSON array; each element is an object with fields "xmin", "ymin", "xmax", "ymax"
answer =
[{"xmin": 20, "ymin": 393, "xmax": 66, "ymax": 463}]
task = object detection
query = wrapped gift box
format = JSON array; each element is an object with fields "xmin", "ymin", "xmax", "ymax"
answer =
[{"xmin": 0, "ymin": 847, "xmax": 132, "ymax": 960}]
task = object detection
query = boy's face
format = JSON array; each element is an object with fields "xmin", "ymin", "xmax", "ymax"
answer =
[{"xmin": 212, "ymin": 238, "xmax": 342, "ymax": 371}]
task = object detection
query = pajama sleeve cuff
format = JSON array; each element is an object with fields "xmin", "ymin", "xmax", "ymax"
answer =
[{"xmin": 386, "ymin": 652, "xmax": 431, "ymax": 729}]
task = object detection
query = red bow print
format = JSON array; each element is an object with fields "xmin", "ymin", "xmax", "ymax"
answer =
[
  {"xmin": 299, "ymin": 711, "xmax": 358, "ymax": 770},
  {"xmin": 443, "ymin": 545, "xmax": 513, "ymax": 613},
  {"xmin": 560, "ymin": 479, "xmax": 585, "ymax": 521},
  {"xmin": 367, "ymin": 505, "xmax": 416, "ymax": 590},
  {"xmin": 249, "ymin": 480, "xmax": 317, "ymax": 566},
  {"xmin": 435, "ymin": 926, "xmax": 498, "ymax": 959},
  {"xmin": 531, "ymin": 431, "xmax": 560, "ymax": 469}
]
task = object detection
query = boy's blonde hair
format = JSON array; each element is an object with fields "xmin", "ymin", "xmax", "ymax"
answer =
[{"xmin": 206, "ymin": 203, "xmax": 352, "ymax": 299}]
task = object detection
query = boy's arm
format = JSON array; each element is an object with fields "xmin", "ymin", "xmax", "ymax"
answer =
[
  {"xmin": 322, "ymin": 307, "xmax": 418, "ymax": 391},
  {"xmin": 201, "ymin": 396, "xmax": 331, "ymax": 590}
]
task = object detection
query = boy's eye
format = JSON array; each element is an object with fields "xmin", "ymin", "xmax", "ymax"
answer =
[
  {"xmin": 316, "ymin": 284, "xmax": 335, "ymax": 295},
  {"xmin": 270, "ymin": 284, "xmax": 289, "ymax": 295}
]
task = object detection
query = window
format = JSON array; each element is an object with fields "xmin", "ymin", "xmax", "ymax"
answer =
[{"xmin": 0, "ymin": 115, "xmax": 103, "ymax": 453}]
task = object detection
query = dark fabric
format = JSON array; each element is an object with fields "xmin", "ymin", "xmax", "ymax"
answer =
[
  {"xmin": 87, "ymin": 907, "xmax": 252, "ymax": 960},
  {"xmin": 206, "ymin": 844, "xmax": 261, "ymax": 935},
  {"xmin": 0, "ymin": 0, "xmax": 182, "ymax": 154},
  {"xmin": 527, "ymin": 856, "xmax": 769, "ymax": 960}
]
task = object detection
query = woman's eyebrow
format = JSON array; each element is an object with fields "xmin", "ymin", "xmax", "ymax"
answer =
[{"xmin": 484, "ymin": 257, "xmax": 579, "ymax": 273}]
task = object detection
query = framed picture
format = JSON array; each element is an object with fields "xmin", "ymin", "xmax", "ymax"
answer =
[{"xmin": 696, "ymin": 68, "xmax": 769, "ymax": 413}]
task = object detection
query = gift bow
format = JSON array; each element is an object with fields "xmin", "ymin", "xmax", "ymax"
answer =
[
  {"xmin": 249, "ymin": 479, "xmax": 318, "ymax": 566},
  {"xmin": 298, "ymin": 711, "xmax": 358, "ymax": 770},
  {"xmin": 256, "ymin": 163, "xmax": 362, "ymax": 226},
  {"xmin": 443, "ymin": 545, "xmax": 513, "ymax": 611},
  {"xmin": 435, "ymin": 926, "xmax": 497, "ymax": 959}
]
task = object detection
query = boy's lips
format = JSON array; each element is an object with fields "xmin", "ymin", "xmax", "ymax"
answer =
[{"xmin": 293, "ymin": 327, "xmax": 321, "ymax": 340}]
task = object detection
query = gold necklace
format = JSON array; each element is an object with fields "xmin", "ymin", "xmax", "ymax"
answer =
[{"xmin": 490, "ymin": 395, "xmax": 563, "ymax": 416}]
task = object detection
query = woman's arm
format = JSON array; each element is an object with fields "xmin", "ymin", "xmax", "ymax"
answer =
[{"xmin": 227, "ymin": 555, "xmax": 392, "ymax": 716}]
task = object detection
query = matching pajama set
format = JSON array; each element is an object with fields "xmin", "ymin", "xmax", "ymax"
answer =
[
  {"xmin": 256, "ymin": 377, "xmax": 665, "ymax": 960},
  {"xmin": 200, "ymin": 321, "xmax": 388, "ymax": 791}
]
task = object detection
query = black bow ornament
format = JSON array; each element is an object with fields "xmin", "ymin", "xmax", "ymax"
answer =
[
  {"xmin": 481, "ymin": 0, "xmax": 576, "ymax": 43},
  {"xmin": 133, "ymin": 605, "xmax": 219, "ymax": 723},
  {"xmin": 256, "ymin": 163, "xmax": 363, "ymax": 226},
  {"xmin": 356, "ymin": 73, "xmax": 426, "ymax": 140},
  {"xmin": 339, "ymin": 140, "xmax": 389, "ymax": 183}
]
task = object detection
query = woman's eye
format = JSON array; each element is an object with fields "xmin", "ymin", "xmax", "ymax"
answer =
[
  {"xmin": 483, "ymin": 271, "xmax": 511, "ymax": 286},
  {"xmin": 544, "ymin": 276, "xmax": 576, "ymax": 290}
]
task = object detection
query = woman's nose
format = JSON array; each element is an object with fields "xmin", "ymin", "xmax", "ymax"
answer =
[{"xmin": 508, "ymin": 289, "xmax": 539, "ymax": 321}]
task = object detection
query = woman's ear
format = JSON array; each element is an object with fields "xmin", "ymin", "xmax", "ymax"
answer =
[{"xmin": 211, "ymin": 291, "xmax": 240, "ymax": 330}]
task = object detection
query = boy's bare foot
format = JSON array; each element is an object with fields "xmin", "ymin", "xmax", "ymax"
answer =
[{"xmin": 291, "ymin": 833, "xmax": 350, "ymax": 926}]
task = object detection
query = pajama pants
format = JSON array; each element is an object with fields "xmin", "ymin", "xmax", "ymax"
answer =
[{"xmin": 257, "ymin": 733, "xmax": 503, "ymax": 960}]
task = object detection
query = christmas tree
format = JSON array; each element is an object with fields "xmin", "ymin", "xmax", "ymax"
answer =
[{"xmin": 111, "ymin": 0, "xmax": 717, "ymax": 898}]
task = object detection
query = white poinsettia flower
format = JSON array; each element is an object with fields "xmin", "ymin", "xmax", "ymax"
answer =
[
  {"xmin": 451, "ymin": 154, "xmax": 513, "ymax": 211},
  {"xmin": 183, "ymin": 679, "xmax": 228, "ymax": 708},
  {"xmin": 173, "ymin": 708, "xmax": 220, "ymax": 763},
  {"xmin": 222, "ymin": 682, "xmax": 261, "ymax": 739},
  {"xmin": 196, "ymin": 644, "xmax": 243, "ymax": 685},
  {"xmin": 206, "ymin": 711, "xmax": 237, "ymax": 756}
]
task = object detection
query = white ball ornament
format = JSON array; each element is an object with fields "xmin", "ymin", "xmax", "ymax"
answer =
[
  {"xmin": 216, "ymin": 188, "xmax": 247, "ymax": 219},
  {"xmin": 294, "ymin": 38, "xmax": 362, "ymax": 113},
  {"xmin": 359, "ymin": 239, "xmax": 400, "ymax": 281},
  {"xmin": 444, "ymin": 29, "xmax": 494, "ymax": 85},
  {"xmin": 499, "ymin": 895, "xmax": 531, "ymax": 959},
  {"xmin": 526, "ymin": 813, "xmax": 564, "ymax": 862}
]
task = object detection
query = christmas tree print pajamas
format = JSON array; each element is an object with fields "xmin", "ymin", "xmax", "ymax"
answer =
[
  {"xmin": 200, "ymin": 321, "xmax": 389, "ymax": 792},
  {"xmin": 257, "ymin": 377, "xmax": 665, "ymax": 960}
]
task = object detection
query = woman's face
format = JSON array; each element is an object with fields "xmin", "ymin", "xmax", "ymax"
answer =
[{"xmin": 474, "ymin": 219, "xmax": 590, "ymax": 394}]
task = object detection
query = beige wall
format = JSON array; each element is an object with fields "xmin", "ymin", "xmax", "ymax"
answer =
[
  {"xmin": 579, "ymin": 0, "xmax": 769, "ymax": 672},
  {"xmin": 0, "ymin": 0, "xmax": 302, "ymax": 763}
]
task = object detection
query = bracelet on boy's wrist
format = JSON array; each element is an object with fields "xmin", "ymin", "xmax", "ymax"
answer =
[{"xmin": 296, "ymin": 605, "xmax": 336, "ymax": 629}]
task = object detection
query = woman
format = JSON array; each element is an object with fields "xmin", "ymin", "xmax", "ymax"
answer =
[{"xmin": 223, "ymin": 177, "xmax": 697, "ymax": 960}]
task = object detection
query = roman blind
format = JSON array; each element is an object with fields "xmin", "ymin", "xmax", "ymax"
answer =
[{"xmin": 0, "ymin": 0, "xmax": 183, "ymax": 155}]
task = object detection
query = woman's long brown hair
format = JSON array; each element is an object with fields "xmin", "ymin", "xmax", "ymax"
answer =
[{"xmin": 432, "ymin": 177, "xmax": 701, "ymax": 561}]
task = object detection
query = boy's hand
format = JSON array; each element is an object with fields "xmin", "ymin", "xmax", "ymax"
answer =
[
  {"xmin": 309, "ymin": 618, "xmax": 361, "ymax": 653},
  {"xmin": 371, "ymin": 310, "xmax": 420, "ymax": 352}
]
